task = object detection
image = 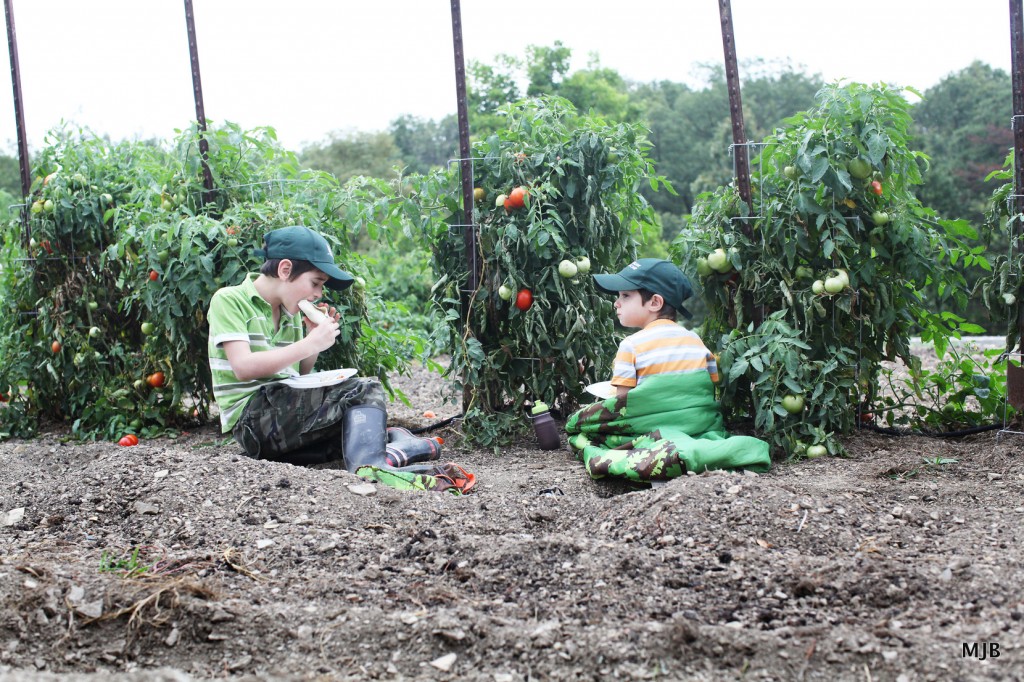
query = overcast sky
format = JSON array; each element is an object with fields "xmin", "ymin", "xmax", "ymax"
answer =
[{"xmin": 0, "ymin": 1, "xmax": 1014, "ymax": 154}]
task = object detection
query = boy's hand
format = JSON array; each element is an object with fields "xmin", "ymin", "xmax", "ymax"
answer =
[{"xmin": 304, "ymin": 317, "xmax": 340, "ymax": 353}]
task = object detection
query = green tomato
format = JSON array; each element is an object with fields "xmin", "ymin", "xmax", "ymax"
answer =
[
  {"xmin": 794, "ymin": 265, "xmax": 813, "ymax": 280},
  {"xmin": 811, "ymin": 280, "xmax": 825, "ymax": 295},
  {"xmin": 806, "ymin": 444, "xmax": 828, "ymax": 458},
  {"xmin": 696, "ymin": 257, "xmax": 712, "ymax": 277},
  {"xmin": 783, "ymin": 166, "xmax": 798, "ymax": 180},
  {"xmin": 140, "ymin": 322, "xmax": 155, "ymax": 335},
  {"xmin": 558, "ymin": 259, "xmax": 578, "ymax": 278},
  {"xmin": 498, "ymin": 284, "xmax": 514, "ymax": 301},
  {"xmin": 706, "ymin": 248, "xmax": 731, "ymax": 273},
  {"xmin": 871, "ymin": 211, "xmax": 889, "ymax": 226},
  {"xmin": 88, "ymin": 301, "xmax": 98, "ymax": 311},
  {"xmin": 824, "ymin": 276, "xmax": 845, "ymax": 294},
  {"xmin": 575, "ymin": 256, "xmax": 591, "ymax": 274},
  {"xmin": 848, "ymin": 158, "xmax": 872, "ymax": 180},
  {"xmin": 88, "ymin": 326, "xmax": 102, "ymax": 338},
  {"xmin": 781, "ymin": 394, "xmax": 805, "ymax": 414}
]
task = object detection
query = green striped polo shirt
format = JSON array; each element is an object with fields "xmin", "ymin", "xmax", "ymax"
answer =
[{"xmin": 207, "ymin": 274, "xmax": 303, "ymax": 432}]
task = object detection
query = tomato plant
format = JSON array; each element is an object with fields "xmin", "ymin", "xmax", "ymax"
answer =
[
  {"xmin": 0, "ymin": 121, "xmax": 424, "ymax": 441},
  {"xmin": 414, "ymin": 96, "xmax": 671, "ymax": 446},
  {"xmin": 676, "ymin": 82, "xmax": 987, "ymax": 458}
]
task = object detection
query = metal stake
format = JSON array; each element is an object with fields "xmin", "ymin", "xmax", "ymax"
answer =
[
  {"xmin": 3, "ymin": 0, "xmax": 31, "ymax": 243},
  {"xmin": 184, "ymin": 0, "xmax": 215, "ymax": 203}
]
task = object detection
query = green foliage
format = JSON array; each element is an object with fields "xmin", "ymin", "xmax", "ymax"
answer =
[
  {"xmin": 675, "ymin": 82, "xmax": 991, "ymax": 458},
  {"xmin": 975, "ymin": 155, "xmax": 1022, "ymax": 350},
  {"xmin": 877, "ymin": 346, "xmax": 1007, "ymax": 429},
  {"xmin": 0, "ymin": 123, "xmax": 420, "ymax": 440},
  {"xmin": 415, "ymin": 96, "xmax": 671, "ymax": 447},
  {"xmin": 99, "ymin": 546, "xmax": 151, "ymax": 577}
]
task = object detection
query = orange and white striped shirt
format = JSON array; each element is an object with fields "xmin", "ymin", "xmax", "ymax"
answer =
[{"xmin": 610, "ymin": 319, "xmax": 719, "ymax": 388}]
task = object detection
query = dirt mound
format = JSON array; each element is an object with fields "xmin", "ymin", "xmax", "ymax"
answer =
[{"xmin": 1, "ymin": 363, "xmax": 1022, "ymax": 681}]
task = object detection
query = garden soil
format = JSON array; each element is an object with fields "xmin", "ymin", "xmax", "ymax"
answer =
[{"xmin": 1, "ymin": 353, "xmax": 1022, "ymax": 682}]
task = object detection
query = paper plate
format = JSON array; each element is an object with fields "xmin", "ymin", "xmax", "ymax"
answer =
[
  {"xmin": 280, "ymin": 368, "xmax": 357, "ymax": 389},
  {"xmin": 585, "ymin": 381, "xmax": 616, "ymax": 399}
]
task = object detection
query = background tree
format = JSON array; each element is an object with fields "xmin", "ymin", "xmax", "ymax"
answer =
[
  {"xmin": 298, "ymin": 130, "xmax": 404, "ymax": 184},
  {"xmin": 913, "ymin": 61, "xmax": 1012, "ymax": 225},
  {"xmin": 388, "ymin": 114, "xmax": 459, "ymax": 175}
]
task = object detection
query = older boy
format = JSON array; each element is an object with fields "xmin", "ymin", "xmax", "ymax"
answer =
[{"xmin": 207, "ymin": 225, "xmax": 393, "ymax": 469}]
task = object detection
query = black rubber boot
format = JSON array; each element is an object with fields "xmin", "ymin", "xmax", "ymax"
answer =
[
  {"xmin": 342, "ymin": 404, "xmax": 388, "ymax": 473},
  {"xmin": 385, "ymin": 427, "xmax": 442, "ymax": 468}
]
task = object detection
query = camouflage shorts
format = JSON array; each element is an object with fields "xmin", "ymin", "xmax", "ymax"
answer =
[{"xmin": 232, "ymin": 377, "xmax": 386, "ymax": 464}]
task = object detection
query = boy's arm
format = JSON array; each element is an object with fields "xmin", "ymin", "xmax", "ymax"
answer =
[{"xmin": 223, "ymin": 320, "xmax": 339, "ymax": 381}]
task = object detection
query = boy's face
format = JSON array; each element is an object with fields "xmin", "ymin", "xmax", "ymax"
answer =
[
  {"xmin": 613, "ymin": 289, "xmax": 662, "ymax": 328},
  {"xmin": 283, "ymin": 267, "xmax": 330, "ymax": 314}
]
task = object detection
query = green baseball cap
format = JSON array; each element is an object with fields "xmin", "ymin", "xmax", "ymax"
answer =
[
  {"xmin": 254, "ymin": 226, "xmax": 354, "ymax": 291},
  {"xmin": 594, "ymin": 258, "xmax": 694, "ymax": 319}
]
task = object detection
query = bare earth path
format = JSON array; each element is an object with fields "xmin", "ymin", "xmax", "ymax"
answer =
[{"xmin": 0, "ymin": 358, "xmax": 1022, "ymax": 682}]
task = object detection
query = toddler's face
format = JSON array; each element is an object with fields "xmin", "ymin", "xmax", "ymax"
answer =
[{"xmin": 613, "ymin": 289, "xmax": 656, "ymax": 328}]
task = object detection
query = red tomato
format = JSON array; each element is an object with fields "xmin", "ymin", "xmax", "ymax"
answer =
[
  {"xmin": 507, "ymin": 186, "xmax": 528, "ymax": 210},
  {"xmin": 118, "ymin": 436, "xmax": 137, "ymax": 447},
  {"xmin": 147, "ymin": 371, "xmax": 166, "ymax": 388},
  {"xmin": 869, "ymin": 180, "xmax": 883, "ymax": 196},
  {"xmin": 515, "ymin": 289, "xmax": 533, "ymax": 311},
  {"xmin": 0, "ymin": 392, "xmax": 8, "ymax": 403},
  {"xmin": 149, "ymin": 270, "xmax": 159, "ymax": 281},
  {"xmin": 51, "ymin": 340, "xmax": 61, "ymax": 353}
]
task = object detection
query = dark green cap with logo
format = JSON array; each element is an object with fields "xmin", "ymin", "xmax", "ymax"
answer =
[
  {"xmin": 254, "ymin": 226, "xmax": 354, "ymax": 290},
  {"xmin": 594, "ymin": 258, "xmax": 694, "ymax": 319}
]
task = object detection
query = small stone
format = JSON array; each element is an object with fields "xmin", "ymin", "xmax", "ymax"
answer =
[
  {"xmin": 133, "ymin": 502, "xmax": 159, "ymax": 515},
  {"xmin": 882, "ymin": 650, "xmax": 898, "ymax": 662},
  {"xmin": 154, "ymin": 470, "xmax": 169, "ymax": 479},
  {"xmin": 165, "ymin": 628, "xmax": 179, "ymax": 647},
  {"xmin": 256, "ymin": 539, "xmax": 275, "ymax": 549},
  {"xmin": 2, "ymin": 508, "xmax": 25, "ymax": 527},
  {"xmin": 938, "ymin": 567, "xmax": 953, "ymax": 582},
  {"xmin": 430, "ymin": 652, "xmax": 457, "ymax": 672},
  {"xmin": 347, "ymin": 483, "xmax": 377, "ymax": 497}
]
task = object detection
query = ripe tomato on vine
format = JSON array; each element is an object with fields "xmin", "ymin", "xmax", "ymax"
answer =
[{"xmin": 515, "ymin": 289, "xmax": 533, "ymax": 311}]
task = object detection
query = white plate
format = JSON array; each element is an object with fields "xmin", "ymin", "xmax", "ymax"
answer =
[
  {"xmin": 280, "ymin": 368, "xmax": 357, "ymax": 389},
  {"xmin": 585, "ymin": 381, "xmax": 616, "ymax": 399}
]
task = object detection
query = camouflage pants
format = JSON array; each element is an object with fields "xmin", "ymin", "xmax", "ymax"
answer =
[{"xmin": 232, "ymin": 377, "xmax": 386, "ymax": 465}]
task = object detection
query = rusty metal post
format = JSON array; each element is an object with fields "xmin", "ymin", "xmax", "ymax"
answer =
[
  {"xmin": 4, "ymin": 0, "xmax": 31, "ymax": 241},
  {"xmin": 450, "ymin": 0, "xmax": 479, "ymax": 409},
  {"xmin": 450, "ymin": 0, "xmax": 478, "ymax": 291},
  {"xmin": 183, "ymin": 0, "xmax": 215, "ymax": 203},
  {"xmin": 1008, "ymin": 0, "xmax": 1024, "ymax": 408},
  {"xmin": 718, "ymin": 0, "xmax": 752, "ymax": 231}
]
